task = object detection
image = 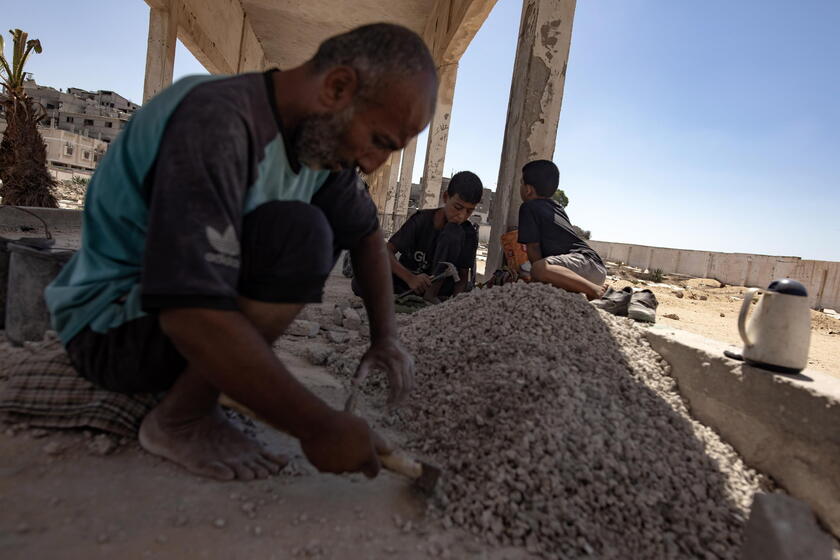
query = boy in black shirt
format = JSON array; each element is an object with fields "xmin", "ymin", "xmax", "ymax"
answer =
[
  {"xmin": 388, "ymin": 171, "xmax": 483, "ymax": 302},
  {"xmin": 517, "ymin": 160, "xmax": 607, "ymax": 301}
]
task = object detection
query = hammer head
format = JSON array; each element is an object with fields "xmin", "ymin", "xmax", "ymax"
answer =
[
  {"xmin": 415, "ymin": 461, "xmax": 443, "ymax": 495},
  {"xmin": 437, "ymin": 261, "xmax": 460, "ymax": 283}
]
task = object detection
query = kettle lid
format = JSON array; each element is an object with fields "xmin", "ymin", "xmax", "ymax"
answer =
[{"xmin": 767, "ymin": 278, "xmax": 807, "ymax": 297}]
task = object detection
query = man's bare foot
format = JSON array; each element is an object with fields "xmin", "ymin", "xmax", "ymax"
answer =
[{"xmin": 139, "ymin": 404, "xmax": 288, "ymax": 481}]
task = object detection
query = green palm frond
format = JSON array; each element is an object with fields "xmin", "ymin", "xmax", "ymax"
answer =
[
  {"xmin": 0, "ymin": 33, "xmax": 11, "ymax": 86},
  {"xmin": 0, "ymin": 29, "xmax": 44, "ymax": 93}
]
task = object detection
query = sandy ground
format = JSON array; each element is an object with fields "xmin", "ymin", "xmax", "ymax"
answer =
[
  {"xmin": 0, "ymin": 278, "xmax": 528, "ymax": 560},
  {"xmin": 601, "ymin": 267, "xmax": 840, "ymax": 377},
  {"xmin": 2, "ymin": 269, "xmax": 838, "ymax": 557}
]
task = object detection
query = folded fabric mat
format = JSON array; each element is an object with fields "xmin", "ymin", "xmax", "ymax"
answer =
[{"xmin": 0, "ymin": 335, "xmax": 160, "ymax": 438}]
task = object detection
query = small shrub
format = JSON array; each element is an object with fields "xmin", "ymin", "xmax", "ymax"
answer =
[{"xmin": 649, "ymin": 268, "xmax": 665, "ymax": 283}]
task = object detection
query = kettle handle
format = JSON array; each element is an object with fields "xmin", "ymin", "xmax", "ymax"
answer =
[{"xmin": 738, "ymin": 288, "xmax": 759, "ymax": 347}]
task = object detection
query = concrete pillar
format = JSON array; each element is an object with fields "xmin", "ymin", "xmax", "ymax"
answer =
[
  {"xmin": 420, "ymin": 62, "xmax": 458, "ymax": 210},
  {"xmin": 393, "ymin": 135, "xmax": 418, "ymax": 231},
  {"xmin": 486, "ymin": 0, "xmax": 576, "ymax": 273},
  {"xmin": 381, "ymin": 150, "xmax": 403, "ymax": 235},
  {"xmin": 143, "ymin": 1, "xmax": 179, "ymax": 103}
]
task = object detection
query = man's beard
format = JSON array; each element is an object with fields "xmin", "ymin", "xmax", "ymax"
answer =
[{"xmin": 294, "ymin": 106, "xmax": 355, "ymax": 170}]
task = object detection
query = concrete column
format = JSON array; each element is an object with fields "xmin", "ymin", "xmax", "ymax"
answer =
[
  {"xmin": 381, "ymin": 150, "xmax": 403, "ymax": 235},
  {"xmin": 143, "ymin": 1, "xmax": 179, "ymax": 103},
  {"xmin": 392, "ymin": 135, "xmax": 418, "ymax": 231},
  {"xmin": 367, "ymin": 166, "xmax": 385, "ymax": 215},
  {"xmin": 486, "ymin": 0, "xmax": 576, "ymax": 273},
  {"xmin": 420, "ymin": 62, "xmax": 458, "ymax": 210}
]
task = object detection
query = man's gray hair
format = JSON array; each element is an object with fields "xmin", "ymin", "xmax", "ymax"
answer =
[{"xmin": 311, "ymin": 23, "xmax": 437, "ymax": 101}]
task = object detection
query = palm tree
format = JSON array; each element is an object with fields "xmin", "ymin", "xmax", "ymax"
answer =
[{"xmin": 0, "ymin": 29, "xmax": 57, "ymax": 207}]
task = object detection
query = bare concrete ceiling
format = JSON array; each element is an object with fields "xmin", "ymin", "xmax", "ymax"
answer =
[{"xmin": 241, "ymin": 0, "xmax": 436, "ymax": 69}]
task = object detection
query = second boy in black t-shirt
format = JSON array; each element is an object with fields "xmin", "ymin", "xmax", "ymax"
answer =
[
  {"xmin": 388, "ymin": 171, "xmax": 483, "ymax": 302},
  {"xmin": 517, "ymin": 160, "xmax": 607, "ymax": 300}
]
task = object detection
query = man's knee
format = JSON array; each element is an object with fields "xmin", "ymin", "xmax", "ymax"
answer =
[{"xmin": 239, "ymin": 201, "xmax": 335, "ymax": 303}]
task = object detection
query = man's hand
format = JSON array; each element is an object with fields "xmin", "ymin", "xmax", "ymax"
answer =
[
  {"xmin": 352, "ymin": 337, "xmax": 415, "ymax": 406},
  {"xmin": 405, "ymin": 273, "xmax": 433, "ymax": 294},
  {"xmin": 300, "ymin": 411, "xmax": 392, "ymax": 477}
]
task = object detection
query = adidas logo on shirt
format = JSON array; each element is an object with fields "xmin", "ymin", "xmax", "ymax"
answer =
[{"xmin": 205, "ymin": 225, "xmax": 240, "ymax": 268}]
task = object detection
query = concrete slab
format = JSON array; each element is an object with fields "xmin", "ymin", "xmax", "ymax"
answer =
[
  {"xmin": 642, "ymin": 325, "xmax": 840, "ymax": 538},
  {"xmin": 0, "ymin": 206, "xmax": 82, "ymax": 251},
  {"xmin": 0, "ymin": 207, "xmax": 82, "ymax": 231},
  {"xmin": 741, "ymin": 493, "xmax": 833, "ymax": 560}
]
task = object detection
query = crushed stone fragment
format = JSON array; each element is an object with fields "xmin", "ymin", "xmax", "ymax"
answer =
[
  {"xmin": 42, "ymin": 441, "xmax": 64, "ymax": 456},
  {"xmin": 87, "ymin": 434, "xmax": 118, "ymax": 456}
]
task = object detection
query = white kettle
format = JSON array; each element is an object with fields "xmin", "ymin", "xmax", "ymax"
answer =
[{"xmin": 737, "ymin": 278, "xmax": 811, "ymax": 373}]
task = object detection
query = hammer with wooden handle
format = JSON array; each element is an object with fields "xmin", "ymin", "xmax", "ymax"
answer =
[{"xmin": 397, "ymin": 261, "xmax": 459, "ymax": 298}]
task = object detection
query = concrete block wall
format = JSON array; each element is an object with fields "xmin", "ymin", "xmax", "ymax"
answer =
[{"xmin": 589, "ymin": 240, "xmax": 840, "ymax": 311}]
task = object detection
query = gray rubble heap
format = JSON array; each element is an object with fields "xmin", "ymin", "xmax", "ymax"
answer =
[{"xmin": 331, "ymin": 282, "xmax": 768, "ymax": 559}]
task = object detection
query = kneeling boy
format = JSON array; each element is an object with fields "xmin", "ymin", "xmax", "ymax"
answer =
[
  {"xmin": 517, "ymin": 160, "xmax": 607, "ymax": 300},
  {"xmin": 388, "ymin": 171, "xmax": 483, "ymax": 301}
]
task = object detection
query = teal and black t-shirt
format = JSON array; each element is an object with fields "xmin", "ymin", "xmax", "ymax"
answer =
[{"xmin": 46, "ymin": 70, "xmax": 378, "ymax": 344}]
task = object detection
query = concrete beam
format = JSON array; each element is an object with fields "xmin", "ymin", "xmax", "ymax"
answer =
[
  {"xmin": 175, "ymin": 0, "xmax": 243, "ymax": 75},
  {"xmin": 420, "ymin": 62, "xmax": 458, "ymax": 210},
  {"xmin": 237, "ymin": 18, "xmax": 267, "ymax": 72},
  {"xmin": 393, "ymin": 135, "xmax": 419, "ymax": 231},
  {"xmin": 486, "ymin": 0, "xmax": 576, "ymax": 273},
  {"xmin": 423, "ymin": 0, "xmax": 498, "ymax": 65},
  {"xmin": 142, "ymin": 2, "xmax": 179, "ymax": 103},
  {"xmin": 142, "ymin": 0, "xmax": 268, "ymax": 96},
  {"xmin": 643, "ymin": 326, "xmax": 840, "ymax": 538}
]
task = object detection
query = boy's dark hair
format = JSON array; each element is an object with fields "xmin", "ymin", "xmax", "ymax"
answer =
[
  {"xmin": 522, "ymin": 159, "xmax": 559, "ymax": 197},
  {"xmin": 447, "ymin": 171, "xmax": 483, "ymax": 204}
]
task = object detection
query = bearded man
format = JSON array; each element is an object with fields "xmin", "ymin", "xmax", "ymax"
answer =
[{"xmin": 45, "ymin": 24, "xmax": 436, "ymax": 481}]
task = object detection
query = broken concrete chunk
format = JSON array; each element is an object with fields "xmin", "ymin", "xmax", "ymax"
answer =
[
  {"xmin": 327, "ymin": 330, "xmax": 350, "ymax": 344},
  {"xmin": 42, "ymin": 441, "xmax": 64, "ymax": 456},
  {"xmin": 741, "ymin": 493, "xmax": 832, "ymax": 560},
  {"xmin": 342, "ymin": 308, "xmax": 362, "ymax": 331},
  {"xmin": 286, "ymin": 320, "xmax": 320, "ymax": 337},
  {"xmin": 87, "ymin": 434, "xmax": 118, "ymax": 456},
  {"xmin": 305, "ymin": 343, "xmax": 333, "ymax": 365},
  {"xmin": 663, "ymin": 313, "xmax": 680, "ymax": 320},
  {"xmin": 332, "ymin": 305, "xmax": 344, "ymax": 326}
]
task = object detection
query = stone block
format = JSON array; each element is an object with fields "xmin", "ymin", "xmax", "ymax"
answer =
[{"xmin": 741, "ymin": 493, "xmax": 832, "ymax": 560}]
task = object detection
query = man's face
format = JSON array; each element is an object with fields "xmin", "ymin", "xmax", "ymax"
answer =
[
  {"xmin": 442, "ymin": 193, "xmax": 477, "ymax": 225},
  {"xmin": 297, "ymin": 73, "xmax": 435, "ymax": 173}
]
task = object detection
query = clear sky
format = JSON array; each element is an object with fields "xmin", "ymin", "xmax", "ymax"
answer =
[{"xmin": 5, "ymin": 0, "xmax": 839, "ymax": 260}]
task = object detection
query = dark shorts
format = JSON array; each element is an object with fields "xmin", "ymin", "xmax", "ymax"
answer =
[{"xmin": 66, "ymin": 201, "xmax": 338, "ymax": 394}]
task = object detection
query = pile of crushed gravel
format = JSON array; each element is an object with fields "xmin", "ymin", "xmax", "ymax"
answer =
[{"xmin": 331, "ymin": 282, "xmax": 769, "ymax": 559}]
